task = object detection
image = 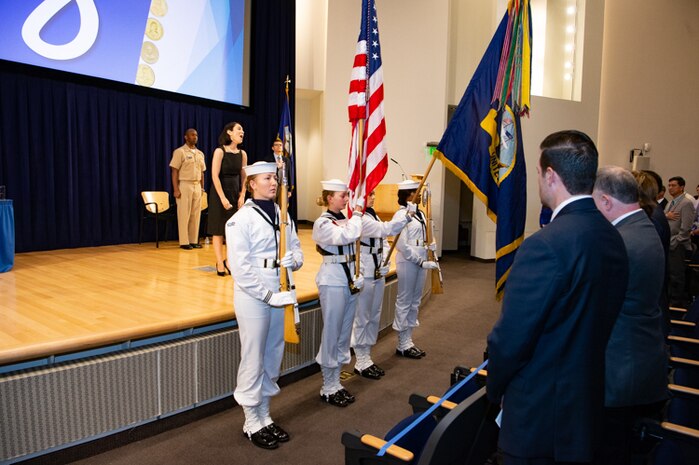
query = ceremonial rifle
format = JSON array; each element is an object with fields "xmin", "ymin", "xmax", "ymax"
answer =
[
  {"xmin": 382, "ymin": 155, "xmax": 438, "ymax": 267},
  {"xmin": 423, "ymin": 183, "xmax": 444, "ymax": 294}
]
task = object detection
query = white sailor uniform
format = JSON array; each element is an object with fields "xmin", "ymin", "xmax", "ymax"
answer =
[
  {"xmin": 392, "ymin": 206, "xmax": 428, "ymax": 352},
  {"xmin": 312, "ymin": 210, "xmax": 363, "ymax": 398},
  {"xmin": 351, "ymin": 208, "xmax": 410, "ymax": 372},
  {"xmin": 227, "ymin": 199, "xmax": 303, "ymax": 434}
]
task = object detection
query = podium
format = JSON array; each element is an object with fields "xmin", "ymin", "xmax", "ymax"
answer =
[{"xmin": 0, "ymin": 199, "xmax": 14, "ymax": 272}]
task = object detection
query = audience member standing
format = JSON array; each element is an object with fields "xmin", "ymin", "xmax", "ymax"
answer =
[
  {"xmin": 208, "ymin": 122, "xmax": 247, "ymax": 276},
  {"xmin": 170, "ymin": 128, "xmax": 206, "ymax": 249},
  {"xmin": 593, "ymin": 166, "xmax": 668, "ymax": 465},
  {"xmin": 487, "ymin": 130, "xmax": 628, "ymax": 465},
  {"xmin": 664, "ymin": 176, "xmax": 695, "ymax": 307}
]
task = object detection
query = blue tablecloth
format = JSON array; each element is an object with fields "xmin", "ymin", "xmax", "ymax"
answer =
[{"xmin": 0, "ymin": 199, "xmax": 14, "ymax": 272}]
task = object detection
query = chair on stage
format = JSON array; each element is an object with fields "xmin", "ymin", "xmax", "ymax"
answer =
[{"xmin": 139, "ymin": 191, "xmax": 176, "ymax": 248}]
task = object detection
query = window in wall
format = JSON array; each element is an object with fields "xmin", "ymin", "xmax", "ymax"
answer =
[{"xmin": 529, "ymin": 0, "xmax": 585, "ymax": 101}]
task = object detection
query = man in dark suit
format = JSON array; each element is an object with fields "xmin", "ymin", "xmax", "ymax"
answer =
[
  {"xmin": 487, "ymin": 130, "xmax": 629, "ymax": 465},
  {"xmin": 593, "ymin": 166, "xmax": 668, "ymax": 465}
]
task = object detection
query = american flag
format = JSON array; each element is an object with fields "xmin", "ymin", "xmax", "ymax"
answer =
[{"xmin": 347, "ymin": 0, "xmax": 388, "ymax": 212}]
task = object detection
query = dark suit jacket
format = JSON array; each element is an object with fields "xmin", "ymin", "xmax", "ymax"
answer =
[
  {"xmin": 605, "ymin": 210, "xmax": 668, "ymax": 407},
  {"xmin": 487, "ymin": 198, "xmax": 628, "ymax": 462}
]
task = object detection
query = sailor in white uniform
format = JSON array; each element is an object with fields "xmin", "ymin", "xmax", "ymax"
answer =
[
  {"xmin": 392, "ymin": 180, "xmax": 438, "ymax": 359},
  {"xmin": 312, "ymin": 179, "xmax": 364, "ymax": 407},
  {"xmin": 351, "ymin": 190, "xmax": 414, "ymax": 379},
  {"xmin": 226, "ymin": 161, "xmax": 303, "ymax": 449}
]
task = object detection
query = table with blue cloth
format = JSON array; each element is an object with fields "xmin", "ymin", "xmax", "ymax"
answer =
[{"xmin": 0, "ymin": 199, "xmax": 14, "ymax": 272}]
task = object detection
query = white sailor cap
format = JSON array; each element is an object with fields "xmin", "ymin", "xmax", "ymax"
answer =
[
  {"xmin": 397, "ymin": 180, "xmax": 420, "ymax": 190},
  {"xmin": 321, "ymin": 179, "xmax": 348, "ymax": 192},
  {"xmin": 245, "ymin": 161, "xmax": 278, "ymax": 176}
]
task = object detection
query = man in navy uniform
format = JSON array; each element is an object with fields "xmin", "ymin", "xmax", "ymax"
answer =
[{"xmin": 487, "ymin": 130, "xmax": 628, "ymax": 465}]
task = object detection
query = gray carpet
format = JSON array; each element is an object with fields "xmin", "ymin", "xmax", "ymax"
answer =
[{"xmin": 72, "ymin": 254, "xmax": 500, "ymax": 465}]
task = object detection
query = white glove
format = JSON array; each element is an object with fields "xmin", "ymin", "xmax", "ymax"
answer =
[
  {"xmin": 352, "ymin": 274, "xmax": 365, "ymax": 290},
  {"xmin": 406, "ymin": 202, "xmax": 417, "ymax": 214},
  {"xmin": 379, "ymin": 265, "xmax": 390, "ymax": 277},
  {"xmin": 355, "ymin": 196, "xmax": 365, "ymax": 210},
  {"xmin": 427, "ymin": 241, "xmax": 437, "ymax": 252},
  {"xmin": 421, "ymin": 260, "xmax": 439, "ymax": 270},
  {"xmin": 280, "ymin": 251, "xmax": 297, "ymax": 269},
  {"xmin": 268, "ymin": 291, "xmax": 295, "ymax": 307}
]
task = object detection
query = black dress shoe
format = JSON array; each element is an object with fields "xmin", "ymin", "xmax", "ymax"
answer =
[
  {"xmin": 395, "ymin": 347, "xmax": 423, "ymax": 359},
  {"xmin": 180, "ymin": 244, "xmax": 193, "ymax": 250},
  {"xmin": 189, "ymin": 243, "xmax": 202, "ymax": 249},
  {"xmin": 338, "ymin": 388, "xmax": 355, "ymax": 403},
  {"xmin": 223, "ymin": 259, "xmax": 231, "ymax": 274},
  {"xmin": 354, "ymin": 366, "xmax": 381, "ymax": 380},
  {"xmin": 320, "ymin": 392, "xmax": 349, "ymax": 407},
  {"xmin": 264, "ymin": 423, "xmax": 290, "ymax": 442},
  {"xmin": 370, "ymin": 364, "xmax": 385, "ymax": 376},
  {"xmin": 412, "ymin": 346, "xmax": 427, "ymax": 357},
  {"xmin": 243, "ymin": 429, "xmax": 278, "ymax": 449}
]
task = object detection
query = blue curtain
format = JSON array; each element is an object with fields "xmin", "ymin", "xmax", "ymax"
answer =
[{"xmin": 0, "ymin": 0, "xmax": 295, "ymax": 252}]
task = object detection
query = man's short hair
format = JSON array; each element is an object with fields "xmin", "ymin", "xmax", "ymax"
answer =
[
  {"xmin": 594, "ymin": 166, "xmax": 639, "ymax": 204},
  {"xmin": 539, "ymin": 130, "xmax": 598, "ymax": 195},
  {"xmin": 669, "ymin": 176, "xmax": 686, "ymax": 187}
]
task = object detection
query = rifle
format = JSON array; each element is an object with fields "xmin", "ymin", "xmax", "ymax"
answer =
[
  {"xmin": 279, "ymin": 160, "xmax": 300, "ymax": 344},
  {"xmin": 382, "ymin": 155, "xmax": 438, "ymax": 267},
  {"xmin": 423, "ymin": 183, "xmax": 444, "ymax": 294}
]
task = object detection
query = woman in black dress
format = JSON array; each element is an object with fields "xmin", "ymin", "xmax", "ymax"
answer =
[{"xmin": 208, "ymin": 122, "xmax": 247, "ymax": 275}]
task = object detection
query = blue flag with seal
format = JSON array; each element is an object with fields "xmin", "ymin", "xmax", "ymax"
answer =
[
  {"xmin": 277, "ymin": 79, "xmax": 295, "ymax": 192},
  {"xmin": 435, "ymin": 0, "xmax": 531, "ymax": 300}
]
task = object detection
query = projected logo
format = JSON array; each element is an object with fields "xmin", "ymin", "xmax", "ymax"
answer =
[
  {"xmin": 0, "ymin": 0, "xmax": 247, "ymax": 105},
  {"xmin": 22, "ymin": 0, "xmax": 99, "ymax": 60}
]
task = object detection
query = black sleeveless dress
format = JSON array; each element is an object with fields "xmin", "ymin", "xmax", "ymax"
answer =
[{"xmin": 208, "ymin": 149, "xmax": 244, "ymax": 235}]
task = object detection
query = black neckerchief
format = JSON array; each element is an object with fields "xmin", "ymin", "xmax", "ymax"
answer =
[
  {"xmin": 253, "ymin": 199, "xmax": 277, "ymax": 224},
  {"xmin": 326, "ymin": 209, "xmax": 346, "ymax": 220},
  {"xmin": 365, "ymin": 207, "xmax": 378, "ymax": 220}
]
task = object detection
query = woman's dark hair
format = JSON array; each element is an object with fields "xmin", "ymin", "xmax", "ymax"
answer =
[
  {"xmin": 632, "ymin": 170, "xmax": 659, "ymax": 217},
  {"xmin": 218, "ymin": 121, "xmax": 242, "ymax": 146},
  {"xmin": 397, "ymin": 189, "xmax": 416, "ymax": 207}
]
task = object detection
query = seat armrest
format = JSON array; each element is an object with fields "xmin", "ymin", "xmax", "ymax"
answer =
[
  {"xmin": 669, "ymin": 383, "xmax": 699, "ymax": 398},
  {"xmin": 661, "ymin": 421, "xmax": 699, "ymax": 440},
  {"xmin": 359, "ymin": 434, "xmax": 414, "ymax": 462}
]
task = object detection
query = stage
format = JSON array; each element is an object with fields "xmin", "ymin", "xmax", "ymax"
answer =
[
  {"xmin": 0, "ymin": 229, "xmax": 398, "ymax": 368},
  {"xmin": 0, "ymin": 229, "xmax": 416, "ymax": 463}
]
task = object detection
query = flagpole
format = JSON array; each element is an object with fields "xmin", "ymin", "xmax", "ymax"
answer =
[
  {"xmin": 382, "ymin": 155, "xmax": 438, "ymax": 267},
  {"xmin": 354, "ymin": 118, "xmax": 365, "ymax": 279},
  {"xmin": 280, "ymin": 75, "xmax": 300, "ymax": 344}
]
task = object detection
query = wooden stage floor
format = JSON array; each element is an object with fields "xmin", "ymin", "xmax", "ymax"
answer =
[{"xmin": 0, "ymin": 230, "xmax": 394, "ymax": 366}]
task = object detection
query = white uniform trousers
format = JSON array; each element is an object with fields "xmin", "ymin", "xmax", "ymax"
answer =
[
  {"xmin": 351, "ymin": 276, "xmax": 385, "ymax": 348},
  {"xmin": 175, "ymin": 181, "xmax": 202, "ymax": 245},
  {"xmin": 233, "ymin": 290, "xmax": 284, "ymax": 407},
  {"xmin": 316, "ymin": 285, "xmax": 358, "ymax": 369},
  {"xmin": 392, "ymin": 261, "xmax": 427, "ymax": 332}
]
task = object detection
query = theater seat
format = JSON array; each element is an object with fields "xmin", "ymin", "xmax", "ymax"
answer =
[{"xmin": 341, "ymin": 386, "xmax": 499, "ymax": 465}]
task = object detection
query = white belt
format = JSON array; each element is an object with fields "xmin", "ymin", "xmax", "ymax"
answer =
[
  {"xmin": 252, "ymin": 258, "xmax": 279, "ymax": 268},
  {"xmin": 408, "ymin": 240, "xmax": 426, "ymax": 247},
  {"xmin": 322, "ymin": 254, "xmax": 356, "ymax": 264},
  {"xmin": 360, "ymin": 245, "xmax": 381, "ymax": 254}
]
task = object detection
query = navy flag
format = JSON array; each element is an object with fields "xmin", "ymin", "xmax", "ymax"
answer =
[
  {"xmin": 435, "ymin": 2, "xmax": 531, "ymax": 299},
  {"xmin": 277, "ymin": 78, "xmax": 295, "ymax": 192}
]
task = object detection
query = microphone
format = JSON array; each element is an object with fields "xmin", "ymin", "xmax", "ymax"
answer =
[{"xmin": 390, "ymin": 158, "xmax": 408, "ymax": 180}]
